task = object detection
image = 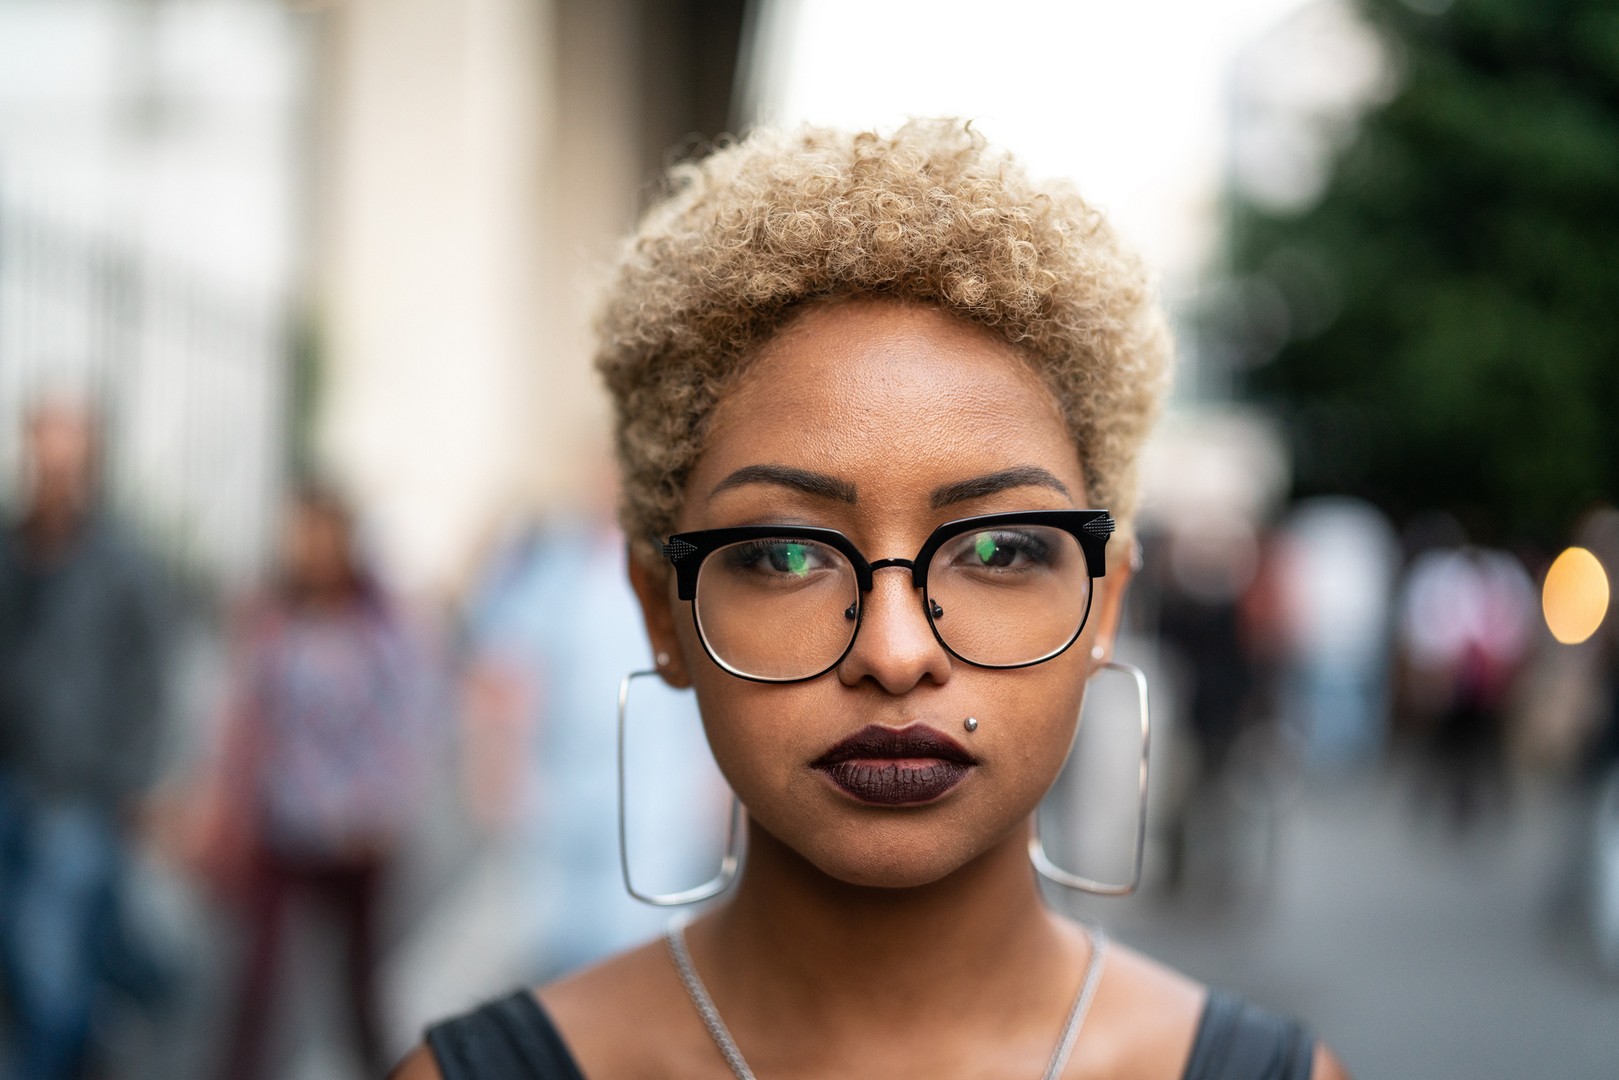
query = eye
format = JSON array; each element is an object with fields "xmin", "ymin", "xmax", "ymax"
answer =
[
  {"xmin": 722, "ymin": 538, "xmax": 837, "ymax": 579},
  {"xmin": 953, "ymin": 529, "xmax": 1053, "ymax": 571}
]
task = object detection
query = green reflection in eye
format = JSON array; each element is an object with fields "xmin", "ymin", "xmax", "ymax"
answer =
[
  {"xmin": 784, "ymin": 542, "xmax": 809, "ymax": 577},
  {"xmin": 974, "ymin": 533, "xmax": 997, "ymax": 564}
]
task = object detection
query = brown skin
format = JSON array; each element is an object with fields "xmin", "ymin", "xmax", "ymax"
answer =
[
  {"xmin": 394, "ymin": 300, "xmax": 1348, "ymax": 1079},
  {"xmin": 283, "ymin": 498, "xmax": 360, "ymax": 606},
  {"xmin": 20, "ymin": 403, "xmax": 99, "ymax": 563}
]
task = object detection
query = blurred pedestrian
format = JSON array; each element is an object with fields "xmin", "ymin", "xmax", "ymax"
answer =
[
  {"xmin": 461, "ymin": 499, "xmax": 723, "ymax": 982},
  {"xmin": 201, "ymin": 484, "xmax": 440, "ymax": 1080},
  {"xmin": 1570, "ymin": 509, "xmax": 1619, "ymax": 971},
  {"xmin": 0, "ymin": 399, "xmax": 172, "ymax": 1080},
  {"xmin": 1279, "ymin": 498, "xmax": 1399, "ymax": 767},
  {"xmin": 1399, "ymin": 542, "xmax": 1534, "ymax": 829},
  {"xmin": 1154, "ymin": 515, "xmax": 1262, "ymax": 895}
]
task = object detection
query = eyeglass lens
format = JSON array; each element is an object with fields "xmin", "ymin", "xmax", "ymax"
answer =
[{"xmin": 691, "ymin": 525, "xmax": 1092, "ymax": 680}]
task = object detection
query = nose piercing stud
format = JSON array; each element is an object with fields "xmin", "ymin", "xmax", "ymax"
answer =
[{"xmin": 964, "ymin": 717, "xmax": 979, "ymax": 733}]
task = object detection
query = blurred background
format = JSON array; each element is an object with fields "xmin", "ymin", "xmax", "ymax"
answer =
[{"xmin": 1, "ymin": 0, "xmax": 1616, "ymax": 1077}]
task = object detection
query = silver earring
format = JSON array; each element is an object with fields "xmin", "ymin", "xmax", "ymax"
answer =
[
  {"xmin": 1029, "ymin": 659, "xmax": 1150, "ymax": 896},
  {"xmin": 618, "ymin": 669, "xmax": 742, "ymax": 906},
  {"xmin": 964, "ymin": 717, "xmax": 979, "ymax": 733},
  {"xmin": 655, "ymin": 651, "xmax": 671, "ymax": 669}
]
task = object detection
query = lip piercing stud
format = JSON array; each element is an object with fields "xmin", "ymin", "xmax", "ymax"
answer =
[{"xmin": 964, "ymin": 717, "xmax": 979, "ymax": 733}]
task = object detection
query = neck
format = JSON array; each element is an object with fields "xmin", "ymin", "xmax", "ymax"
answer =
[
  {"xmin": 696, "ymin": 816, "xmax": 1077, "ymax": 1026},
  {"xmin": 22, "ymin": 502, "xmax": 87, "ymax": 563}
]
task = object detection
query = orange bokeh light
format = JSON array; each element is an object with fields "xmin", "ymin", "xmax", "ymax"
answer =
[{"xmin": 1542, "ymin": 546, "xmax": 1610, "ymax": 646}]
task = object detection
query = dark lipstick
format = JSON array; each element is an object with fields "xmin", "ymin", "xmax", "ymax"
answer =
[{"xmin": 811, "ymin": 724, "xmax": 979, "ymax": 806}]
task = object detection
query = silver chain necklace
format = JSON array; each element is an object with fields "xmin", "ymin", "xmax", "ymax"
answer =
[{"xmin": 666, "ymin": 921, "xmax": 1108, "ymax": 1080}]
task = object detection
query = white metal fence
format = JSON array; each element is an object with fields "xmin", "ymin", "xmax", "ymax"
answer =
[{"xmin": 0, "ymin": 195, "xmax": 288, "ymax": 584}]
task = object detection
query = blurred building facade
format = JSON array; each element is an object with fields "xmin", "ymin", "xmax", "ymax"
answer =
[{"xmin": 0, "ymin": 0, "xmax": 301, "ymax": 581}]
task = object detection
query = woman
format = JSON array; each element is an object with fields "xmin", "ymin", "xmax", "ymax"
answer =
[{"xmin": 399, "ymin": 121, "xmax": 1348, "ymax": 1079}]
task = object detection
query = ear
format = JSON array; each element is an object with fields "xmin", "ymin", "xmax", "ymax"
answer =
[
  {"xmin": 627, "ymin": 549, "xmax": 693, "ymax": 688},
  {"xmin": 1085, "ymin": 537, "xmax": 1137, "ymax": 670}
]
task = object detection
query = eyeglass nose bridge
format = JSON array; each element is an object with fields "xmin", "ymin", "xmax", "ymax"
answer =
[
  {"xmin": 854, "ymin": 557, "xmax": 945, "ymax": 624},
  {"xmin": 864, "ymin": 556, "xmax": 922, "ymax": 587}
]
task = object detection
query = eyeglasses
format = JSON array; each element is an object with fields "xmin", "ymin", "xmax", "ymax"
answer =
[{"xmin": 662, "ymin": 510, "xmax": 1114, "ymax": 683}]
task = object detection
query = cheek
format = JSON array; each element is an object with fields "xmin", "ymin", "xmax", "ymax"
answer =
[
  {"xmin": 976, "ymin": 663, "xmax": 1090, "ymax": 811},
  {"xmin": 685, "ymin": 674, "xmax": 815, "ymax": 804}
]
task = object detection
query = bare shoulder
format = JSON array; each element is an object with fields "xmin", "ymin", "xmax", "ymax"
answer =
[
  {"xmin": 1313, "ymin": 1041, "xmax": 1353, "ymax": 1080},
  {"xmin": 1099, "ymin": 939, "xmax": 1207, "ymax": 1016},
  {"xmin": 538, "ymin": 934, "xmax": 677, "ymax": 1029},
  {"xmin": 1086, "ymin": 938, "xmax": 1345, "ymax": 1080},
  {"xmin": 538, "ymin": 936, "xmax": 712, "ymax": 1077},
  {"xmin": 1077, "ymin": 940, "xmax": 1207, "ymax": 1079},
  {"xmin": 387, "ymin": 1043, "xmax": 443, "ymax": 1080},
  {"xmin": 381, "ymin": 939, "xmax": 685, "ymax": 1080}
]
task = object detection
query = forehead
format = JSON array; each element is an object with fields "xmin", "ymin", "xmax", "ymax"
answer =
[
  {"xmin": 688, "ymin": 300, "xmax": 1084, "ymax": 525},
  {"xmin": 28, "ymin": 406, "xmax": 94, "ymax": 441}
]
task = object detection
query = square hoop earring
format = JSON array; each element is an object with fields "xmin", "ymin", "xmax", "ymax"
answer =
[
  {"xmin": 1028, "ymin": 660, "xmax": 1150, "ymax": 896},
  {"xmin": 618, "ymin": 668, "xmax": 743, "ymax": 905}
]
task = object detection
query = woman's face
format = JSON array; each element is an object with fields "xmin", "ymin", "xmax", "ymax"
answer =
[
  {"xmin": 632, "ymin": 299, "xmax": 1131, "ymax": 888},
  {"xmin": 283, "ymin": 500, "xmax": 353, "ymax": 595}
]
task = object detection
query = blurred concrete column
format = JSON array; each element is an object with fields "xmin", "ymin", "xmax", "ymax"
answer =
[
  {"xmin": 310, "ymin": 0, "xmax": 552, "ymax": 592},
  {"xmin": 534, "ymin": 0, "xmax": 749, "ymax": 520},
  {"xmin": 309, "ymin": 0, "xmax": 749, "ymax": 593}
]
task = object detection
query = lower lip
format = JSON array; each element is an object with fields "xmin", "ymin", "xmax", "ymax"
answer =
[{"xmin": 816, "ymin": 758, "xmax": 972, "ymax": 805}]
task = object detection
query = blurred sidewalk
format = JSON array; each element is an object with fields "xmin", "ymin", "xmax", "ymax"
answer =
[{"xmin": 1069, "ymin": 768, "xmax": 1619, "ymax": 1080}]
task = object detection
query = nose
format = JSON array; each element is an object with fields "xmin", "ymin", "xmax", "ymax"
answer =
[{"xmin": 836, "ymin": 565, "xmax": 952, "ymax": 693}]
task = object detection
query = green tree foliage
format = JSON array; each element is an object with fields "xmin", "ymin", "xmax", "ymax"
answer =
[{"xmin": 1224, "ymin": 0, "xmax": 1619, "ymax": 543}]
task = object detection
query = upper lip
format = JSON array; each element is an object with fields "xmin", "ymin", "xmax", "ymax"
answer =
[{"xmin": 811, "ymin": 724, "xmax": 980, "ymax": 768}]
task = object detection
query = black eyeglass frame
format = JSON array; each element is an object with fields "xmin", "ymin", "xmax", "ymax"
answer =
[{"xmin": 661, "ymin": 509, "xmax": 1115, "ymax": 683}]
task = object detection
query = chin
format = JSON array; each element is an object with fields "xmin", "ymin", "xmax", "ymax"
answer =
[
  {"xmin": 793, "ymin": 828, "xmax": 987, "ymax": 891},
  {"xmin": 742, "ymin": 784, "xmax": 1036, "ymax": 892},
  {"xmin": 815, "ymin": 857, "xmax": 964, "ymax": 891}
]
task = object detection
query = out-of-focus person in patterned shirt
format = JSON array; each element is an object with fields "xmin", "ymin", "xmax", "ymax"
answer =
[{"xmin": 199, "ymin": 483, "xmax": 443, "ymax": 1080}]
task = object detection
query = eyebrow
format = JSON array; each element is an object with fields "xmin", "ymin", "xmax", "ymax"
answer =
[
  {"xmin": 710, "ymin": 464, "xmax": 858, "ymax": 503},
  {"xmin": 930, "ymin": 466, "xmax": 1071, "ymax": 508}
]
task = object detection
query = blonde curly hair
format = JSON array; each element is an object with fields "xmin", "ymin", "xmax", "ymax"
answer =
[{"xmin": 595, "ymin": 119, "xmax": 1173, "ymax": 564}]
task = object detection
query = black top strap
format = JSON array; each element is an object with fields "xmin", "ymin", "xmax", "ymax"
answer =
[
  {"xmin": 1181, "ymin": 989, "xmax": 1315, "ymax": 1080},
  {"xmin": 426, "ymin": 991, "xmax": 585, "ymax": 1080},
  {"xmin": 426, "ymin": 986, "xmax": 1314, "ymax": 1080}
]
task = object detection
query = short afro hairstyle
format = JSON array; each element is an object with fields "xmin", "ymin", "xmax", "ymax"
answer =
[{"xmin": 595, "ymin": 119, "xmax": 1173, "ymax": 564}]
